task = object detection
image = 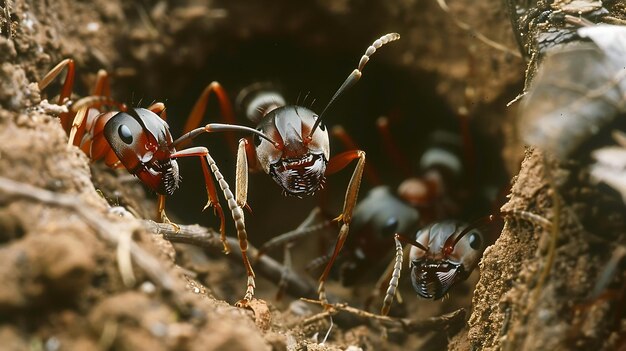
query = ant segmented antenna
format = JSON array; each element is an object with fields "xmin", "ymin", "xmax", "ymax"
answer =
[
  {"xmin": 444, "ymin": 215, "xmax": 495, "ymax": 255},
  {"xmin": 309, "ymin": 33, "xmax": 401, "ymax": 138},
  {"xmin": 381, "ymin": 234, "xmax": 404, "ymax": 316},
  {"xmin": 173, "ymin": 123, "xmax": 279, "ymax": 148},
  {"xmin": 395, "ymin": 233, "xmax": 429, "ymax": 252}
]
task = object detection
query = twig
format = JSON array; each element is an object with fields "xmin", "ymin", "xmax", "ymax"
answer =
[
  {"xmin": 256, "ymin": 207, "xmax": 333, "ymax": 259},
  {"xmin": 0, "ymin": 176, "xmax": 175, "ymax": 292},
  {"xmin": 146, "ymin": 220, "xmax": 325, "ymax": 301},
  {"xmin": 301, "ymin": 298, "xmax": 466, "ymax": 333}
]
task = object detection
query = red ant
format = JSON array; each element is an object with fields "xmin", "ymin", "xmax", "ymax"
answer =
[
  {"xmin": 199, "ymin": 33, "xmax": 400, "ymax": 303},
  {"xmin": 38, "ymin": 60, "xmax": 276, "ymax": 305}
]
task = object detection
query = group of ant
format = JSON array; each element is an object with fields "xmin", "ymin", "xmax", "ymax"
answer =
[{"xmin": 38, "ymin": 33, "xmax": 501, "ymax": 315}]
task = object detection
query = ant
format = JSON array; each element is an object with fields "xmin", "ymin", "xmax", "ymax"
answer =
[
  {"xmin": 38, "ymin": 59, "xmax": 276, "ymax": 305},
  {"xmin": 330, "ymin": 122, "xmax": 476, "ymax": 284},
  {"xmin": 258, "ymin": 117, "xmax": 493, "ymax": 308},
  {"xmin": 201, "ymin": 33, "xmax": 400, "ymax": 303},
  {"xmin": 379, "ymin": 219, "xmax": 489, "ymax": 315}
]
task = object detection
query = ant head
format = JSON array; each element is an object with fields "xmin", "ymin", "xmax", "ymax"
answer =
[
  {"xmin": 104, "ymin": 108, "xmax": 179, "ymax": 195},
  {"xmin": 255, "ymin": 106, "xmax": 329, "ymax": 197},
  {"xmin": 408, "ymin": 221, "xmax": 485, "ymax": 299}
]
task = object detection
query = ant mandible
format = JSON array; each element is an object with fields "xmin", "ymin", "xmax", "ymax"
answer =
[{"xmin": 38, "ymin": 60, "xmax": 275, "ymax": 305}]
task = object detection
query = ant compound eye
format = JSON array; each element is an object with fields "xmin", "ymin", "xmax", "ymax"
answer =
[
  {"xmin": 468, "ymin": 232, "xmax": 482, "ymax": 250},
  {"xmin": 381, "ymin": 217, "xmax": 399, "ymax": 237},
  {"xmin": 254, "ymin": 129, "xmax": 263, "ymax": 147},
  {"xmin": 118, "ymin": 124, "xmax": 133, "ymax": 144}
]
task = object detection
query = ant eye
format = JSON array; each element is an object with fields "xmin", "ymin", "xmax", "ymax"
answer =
[
  {"xmin": 118, "ymin": 124, "xmax": 133, "ymax": 144},
  {"xmin": 254, "ymin": 129, "xmax": 262, "ymax": 147},
  {"xmin": 468, "ymin": 232, "xmax": 482, "ymax": 250},
  {"xmin": 381, "ymin": 217, "xmax": 398, "ymax": 237}
]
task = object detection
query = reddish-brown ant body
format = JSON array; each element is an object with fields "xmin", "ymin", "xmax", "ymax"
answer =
[{"xmin": 38, "ymin": 60, "xmax": 274, "ymax": 304}]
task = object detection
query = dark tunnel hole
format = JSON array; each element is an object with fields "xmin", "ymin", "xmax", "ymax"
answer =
[{"xmin": 110, "ymin": 35, "xmax": 509, "ymax": 246}]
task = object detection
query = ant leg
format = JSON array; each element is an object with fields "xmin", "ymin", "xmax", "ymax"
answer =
[
  {"xmin": 147, "ymin": 102, "xmax": 167, "ymax": 120},
  {"xmin": 236, "ymin": 138, "xmax": 249, "ymax": 210},
  {"xmin": 172, "ymin": 146, "xmax": 255, "ymax": 304},
  {"xmin": 331, "ymin": 125, "xmax": 382, "ymax": 186},
  {"xmin": 171, "ymin": 147, "xmax": 229, "ymax": 254},
  {"xmin": 67, "ymin": 70, "xmax": 113, "ymax": 146},
  {"xmin": 67, "ymin": 107, "xmax": 89, "ymax": 146},
  {"xmin": 376, "ymin": 116, "xmax": 413, "ymax": 178},
  {"xmin": 179, "ymin": 81, "xmax": 237, "ymax": 152},
  {"xmin": 39, "ymin": 59, "xmax": 76, "ymax": 132},
  {"xmin": 317, "ymin": 150, "xmax": 366, "ymax": 304},
  {"xmin": 157, "ymin": 195, "xmax": 180, "ymax": 232},
  {"xmin": 91, "ymin": 69, "xmax": 111, "ymax": 100}
]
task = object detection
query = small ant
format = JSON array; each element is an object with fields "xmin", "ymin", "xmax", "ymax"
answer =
[
  {"xmin": 257, "ymin": 120, "xmax": 493, "ymax": 309},
  {"xmin": 207, "ymin": 33, "xmax": 401, "ymax": 302},
  {"xmin": 331, "ymin": 123, "xmax": 474, "ymax": 284},
  {"xmin": 38, "ymin": 60, "xmax": 275, "ymax": 305},
  {"xmin": 379, "ymin": 218, "xmax": 491, "ymax": 315}
]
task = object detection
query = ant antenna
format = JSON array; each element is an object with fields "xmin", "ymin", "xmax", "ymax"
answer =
[
  {"xmin": 173, "ymin": 123, "xmax": 280, "ymax": 148},
  {"xmin": 308, "ymin": 33, "xmax": 400, "ymax": 138},
  {"xmin": 444, "ymin": 215, "xmax": 495, "ymax": 255},
  {"xmin": 381, "ymin": 234, "xmax": 404, "ymax": 316},
  {"xmin": 395, "ymin": 233, "xmax": 428, "ymax": 252}
]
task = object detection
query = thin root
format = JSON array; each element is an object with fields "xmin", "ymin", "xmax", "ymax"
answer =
[{"xmin": 300, "ymin": 298, "xmax": 466, "ymax": 334}]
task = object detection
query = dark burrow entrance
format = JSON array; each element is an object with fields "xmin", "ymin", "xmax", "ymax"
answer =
[{"xmin": 103, "ymin": 35, "xmax": 509, "ymax": 247}]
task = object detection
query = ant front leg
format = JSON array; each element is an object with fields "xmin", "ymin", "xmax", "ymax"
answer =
[
  {"xmin": 332, "ymin": 125, "xmax": 382, "ymax": 186},
  {"xmin": 147, "ymin": 102, "xmax": 167, "ymax": 120},
  {"xmin": 179, "ymin": 81, "xmax": 237, "ymax": 152},
  {"xmin": 67, "ymin": 70, "xmax": 114, "ymax": 146},
  {"xmin": 232, "ymin": 138, "xmax": 259, "ymax": 305},
  {"xmin": 172, "ymin": 146, "xmax": 256, "ymax": 304},
  {"xmin": 156, "ymin": 194, "xmax": 180, "ymax": 232},
  {"xmin": 317, "ymin": 149, "xmax": 366, "ymax": 304},
  {"xmin": 38, "ymin": 58, "xmax": 76, "ymax": 132},
  {"xmin": 236, "ymin": 138, "xmax": 250, "ymax": 211},
  {"xmin": 171, "ymin": 147, "xmax": 229, "ymax": 254}
]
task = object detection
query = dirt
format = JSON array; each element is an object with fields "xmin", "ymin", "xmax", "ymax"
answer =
[{"xmin": 1, "ymin": 0, "xmax": 625, "ymax": 350}]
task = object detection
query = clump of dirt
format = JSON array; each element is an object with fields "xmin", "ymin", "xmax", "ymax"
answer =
[{"xmin": 461, "ymin": 149, "xmax": 626, "ymax": 351}]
